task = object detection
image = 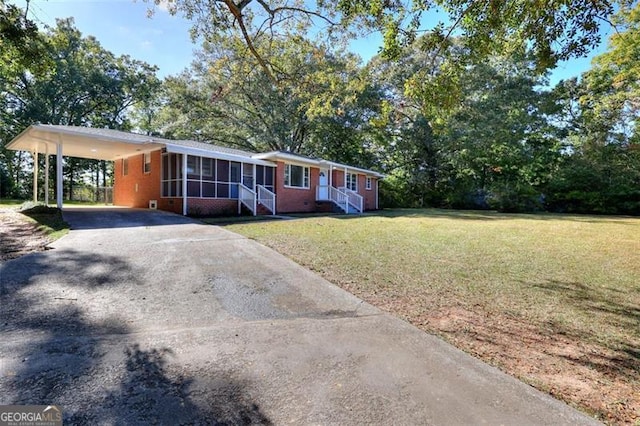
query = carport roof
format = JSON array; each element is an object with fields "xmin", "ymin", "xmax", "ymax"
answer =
[{"xmin": 6, "ymin": 124, "xmax": 270, "ymax": 165}]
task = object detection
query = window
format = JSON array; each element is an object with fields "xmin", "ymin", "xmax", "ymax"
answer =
[
  {"xmin": 284, "ymin": 164, "xmax": 309, "ymax": 188},
  {"xmin": 122, "ymin": 158, "xmax": 129, "ymax": 176},
  {"xmin": 143, "ymin": 153, "xmax": 151, "ymax": 174},
  {"xmin": 346, "ymin": 172, "xmax": 357, "ymax": 191},
  {"xmin": 366, "ymin": 177, "xmax": 372, "ymax": 190}
]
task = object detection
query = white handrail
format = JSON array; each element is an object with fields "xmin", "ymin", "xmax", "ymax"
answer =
[
  {"xmin": 329, "ymin": 186, "xmax": 348, "ymax": 212},
  {"xmin": 257, "ymin": 184, "xmax": 276, "ymax": 215},
  {"xmin": 338, "ymin": 187, "xmax": 363, "ymax": 213},
  {"xmin": 238, "ymin": 183, "xmax": 256, "ymax": 216}
]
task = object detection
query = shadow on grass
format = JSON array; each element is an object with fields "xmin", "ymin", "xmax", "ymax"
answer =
[
  {"xmin": 21, "ymin": 208, "xmax": 69, "ymax": 235},
  {"xmin": 529, "ymin": 279, "xmax": 640, "ymax": 379},
  {"xmin": 0, "ymin": 247, "xmax": 271, "ymax": 424},
  {"xmin": 323, "ymin": 208, "xmax": 639, "ymax": 224}
]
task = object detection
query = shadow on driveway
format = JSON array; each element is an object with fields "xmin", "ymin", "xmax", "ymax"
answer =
[{"xmin": 0, "ymin": 246, "xmax": 271, "ymax": 424}]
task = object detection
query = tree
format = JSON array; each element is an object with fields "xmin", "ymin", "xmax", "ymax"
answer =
[
  {"xmin": 1, "ymin": 17, "xmax": 161, "ymax": 200},
  {"xmin": 544, "ymin": 4, "xmax": 640, "ymax": 214},
  {"xmin": 149, "ymin": 0, "xmax": 626, "ymax": 80},
  {"xmin": 155, "ymin": 33, "xmax": 377, "ymax": 164}
]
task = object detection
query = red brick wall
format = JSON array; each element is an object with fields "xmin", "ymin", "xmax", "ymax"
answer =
[
  {"xmin": 113, "ymin": 150, "xmax": 162, "ymax": 208},
  {"xmin": 275, "ymin": 161, "xmax": 318, "ymax": 213},
  {"xmin": 363, "ymin": 177, "xmax": 378, "ymax": 210},
  {"xmin": 157, "ymin": 198, "xmax": 182, "ymax": 214},
  {"xmin": 332, "ymin": 169, "xmax": 345, "ymax": 188},
  {"xmin": 187, "ymin": 198, "xmax": 238, "ymax": 216}
]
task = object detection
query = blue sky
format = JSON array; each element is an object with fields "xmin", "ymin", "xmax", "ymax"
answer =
[{"xmin": 12, "ymin": 0, "xmax": 612, "ymax": 85}]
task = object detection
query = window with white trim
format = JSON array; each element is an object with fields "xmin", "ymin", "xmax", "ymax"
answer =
[
  {"xmin": 143, "ymin": 153, "xmax": 151, "ymax": 174},
  {"xmin": 346, "ymin": 172, "xmax": 357, "ymax": 191},
  {"xmin": 284, "ymin": 164, "xmax": 309, "ymax": 188},
  {"xmin": 366, "ymin": 177, "xmax": 372, "ymax": 190}
]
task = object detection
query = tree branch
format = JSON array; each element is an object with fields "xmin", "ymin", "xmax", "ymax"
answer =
[{"xmin": 222, "ymin": 0, "xmax": 277, "ymax": 84}]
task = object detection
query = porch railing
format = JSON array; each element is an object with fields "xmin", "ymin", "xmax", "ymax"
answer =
[
  {"xmin": 238, "ymin": 183, "xmax": 256, "ymax": 216},
  {"xmin": 328, "ymin": 186, "xmax": 349, "ymax": 212},
  {"xmin": 257, "ymin": 184, "xmax": 276, "ymax": 215},
  {"xmin": 339, "ymin": 187, "xmax": 363, "ymax": 213}
]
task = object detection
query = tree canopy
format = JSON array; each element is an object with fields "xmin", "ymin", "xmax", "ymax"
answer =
[{"xmin": 149, "ymin": 0, "xmax": 628, "ymax": 80}]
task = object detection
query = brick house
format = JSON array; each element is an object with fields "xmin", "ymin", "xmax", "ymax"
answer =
[{"xmin": 8, "ymin": 125, "xmax": 382, "ymax": 216}]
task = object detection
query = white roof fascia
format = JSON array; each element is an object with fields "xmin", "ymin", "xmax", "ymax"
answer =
[
  {"xmin": 252, "ymin": 152, "xmax": 323, "ymax": 166},
  {"xmin": 34, "ymin": 124, "xmax": 168, "ymax": 145},
  {"xmin": 323, "ymin": 160, "xmax": 385, "ymax": 178},
  {"xmin": 166, "ymin": 144, "xmax": 276, "ymax": 167}
]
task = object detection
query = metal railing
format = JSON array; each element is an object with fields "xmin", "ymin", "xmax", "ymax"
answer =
[
  {"xmin": 257, "ymin": 184, "xmax": 276, "ymax": 215},
  {"xmin": 238, "ymin": 183, "xmax": 256, "ymax": 216}
]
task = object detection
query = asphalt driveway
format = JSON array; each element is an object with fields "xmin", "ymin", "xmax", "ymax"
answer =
[{"xmin": 0, "ymin": 207, "xmax": 599, "ymax": 425}]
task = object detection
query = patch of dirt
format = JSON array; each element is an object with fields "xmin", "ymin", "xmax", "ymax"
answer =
[
  {"xmin": 362, "ymin": 294, "xmax": 640, "ymax": 425},
  {"xmin": 0, "ymin": 208, "xmax": 53, "ymax": 261}
]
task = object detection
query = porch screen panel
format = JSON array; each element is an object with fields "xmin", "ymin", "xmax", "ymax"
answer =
[
  {"xmin": 201, "ymin": 158, "xmax": 215, "ymax": 198},
  {"xmin": 230, "ymin": 162, "xmax": 241, "ymax": 198},
  {"xmin": 162, "ymin": 153, "xmax": 184, "ymax": 197},
  {"xmin": 217, "ymin": 183, "xmax": 229, "ymax": 198},
  {"xmin": 215, "ymin": 160, "xmax": 230, "ymax": 198},
  {"xmin": 202, "ymin": 182, "xmax": 216, "ymax": 197},
  {"xmin": 265, "ymin": 167, "xmax": 274, "ymax": 187},
  {"xmin": 187, "ymin": 181, "xmax": 200, "ymax": 197},
  {"xmin": 242, "ymin": 163, "xmax": 253, "ymax": 188},
  {"xmin": 256, "ymin": 166, "xmax": 265, "ymax": 186},
  {"xmin": 230, "ymin": 162, "xmax": 241, "ymax": 182},
  {"xmin": 217, "ymin": 160, "xmax": 229, "ymax": 182}
]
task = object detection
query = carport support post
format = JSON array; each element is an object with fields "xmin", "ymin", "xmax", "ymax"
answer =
[
  {"xmin": 32, "ymin": 150, "xmax": 38, "ymax": 202},
  {"xmin": 182, "ymin": 153, "xmax": 188, "ymax": 216},
  {"xmin": 56, "ymin": 138, "xmax": 63, "ymax": 209},
  {"xmin": 45, "ymin": 144, "xmax": 49, "ymax": 205}
]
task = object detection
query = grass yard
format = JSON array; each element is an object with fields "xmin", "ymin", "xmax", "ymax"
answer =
[{"xmin": 225, "ymin": 209, "xmax": 640, "ymax": 424}]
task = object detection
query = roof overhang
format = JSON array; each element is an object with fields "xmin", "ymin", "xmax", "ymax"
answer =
[
  {"xmin": 166, "ymin": 144, "xmax": 275, "ymax": 167},
  {"xmin": 6, "ymin": 125, "xmax": 165, "ymax": 161},
  {"xmin": 253, "ymin": 151, "xmax": 384, "ymax": 178}
]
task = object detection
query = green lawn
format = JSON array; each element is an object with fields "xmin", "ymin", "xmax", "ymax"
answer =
[{"xmin": 225, "ymin": 209, "xmax": 640, "ymax": 423}]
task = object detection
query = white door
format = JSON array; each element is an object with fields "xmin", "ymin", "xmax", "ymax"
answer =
[{"xmin": 318, "ymin": 169, "xmax": 328, "ymax": 199}]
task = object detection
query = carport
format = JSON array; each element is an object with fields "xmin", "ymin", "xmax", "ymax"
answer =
[{"xmin": 7, "ymin": 124, "xmax": 165, "ymax": 209}]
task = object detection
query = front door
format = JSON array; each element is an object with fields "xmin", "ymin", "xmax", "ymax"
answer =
[{"xmin": 318, "ymin": 169, "xmax": 328, "ymax": 199}]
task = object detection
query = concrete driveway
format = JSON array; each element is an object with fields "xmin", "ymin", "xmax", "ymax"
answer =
[{"xmin": 0, "ymin": 207, "xmax": 599, "ymax": 425}]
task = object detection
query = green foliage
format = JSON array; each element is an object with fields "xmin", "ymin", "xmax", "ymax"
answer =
[
  {"xmin": 158, "ymin": 0, "xmax": 623, "ymax": 76},
  {"xmin": 545, "ymin": 145, "xmax": 640, "ymax": 215},
  {"xmin": 1, "ymin": 15, "xmax": 160, "ymax": 201},
  {"xmin": 154, "ymin": 33, "xmax": 381, "ymax": 170}
]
